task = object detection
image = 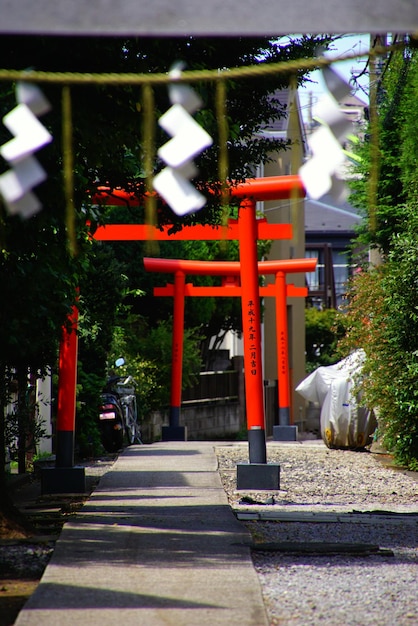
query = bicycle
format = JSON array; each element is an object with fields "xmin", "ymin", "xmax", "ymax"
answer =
[{"xmin": 115, "ymin": 377, "xmax": 143, "ymax": 445}]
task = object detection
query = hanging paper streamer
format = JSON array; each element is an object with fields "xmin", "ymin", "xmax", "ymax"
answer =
[
  {"xmin": 0, "ymin": 82, "xmax": 52, "ymax": 218},
  {"xmin": 299, "ymin": 66, "xmax": 352, "ymax": 202},
  {"xmin": 153, "ymin": 64, "xmax": 213, "ymax": 216}
]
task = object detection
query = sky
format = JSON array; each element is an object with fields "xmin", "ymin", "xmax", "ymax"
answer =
[{"xmin": 298, "ymin": 34, "xmax": 371, "ymax": 121}]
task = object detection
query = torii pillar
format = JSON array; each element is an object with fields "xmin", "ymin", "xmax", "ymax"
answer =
[
  {"xmin": 169, "ymin": 269, "xmax": 187, "ymax": 440},
  {"xmin": 229, "ymin": 176, "xmax": 304, "ymax": 488},
  {"xmin": 41, "ymin": 301, "xmax": 86, "ymax": 495},
  {"xmin": 238, "ymin": 198, "xmax": 267, "ymax": 463}
]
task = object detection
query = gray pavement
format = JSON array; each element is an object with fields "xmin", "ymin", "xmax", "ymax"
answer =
[{"xmin": 15, "ymin": 441, "xmax": 268, "ymax": 626}]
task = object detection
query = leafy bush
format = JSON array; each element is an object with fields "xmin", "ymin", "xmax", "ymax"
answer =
[
  {"xmin": 341, "ymin": 228, "xmax": 418, "ymax": 470},
  {"xmin": 305, "ymin": 307, "xmax": 346, "ymax": 373},
  {"xmin": 341, "ymin": 46, "xmax": 418, "ymax": 470},
  {"xmin": 108, "ymin": 316, "xmax": 202, "ymax": 426},
  {"xmin": 75, "ymin": 364, "xmax": 105, "ymax": 457}
]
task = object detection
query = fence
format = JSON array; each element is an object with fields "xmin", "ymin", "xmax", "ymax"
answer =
[
  {"xmin": 182, "ymin": 371, "xmax": 280, "ymax": 438},
  {"xmin": 182, "ymin": 370, "xmax": 239, "ymax": 404}
]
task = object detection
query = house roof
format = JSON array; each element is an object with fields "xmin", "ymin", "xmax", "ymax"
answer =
[
  {"xmin": 305, "ymin": 195, "xmax": 362, "ymax": 234},
  {"xmin": 266, "ymin": 90, "xmax": 294, "ymax": 134},
  {"xmin": 340, "ymin": 92, "xmax": 368, "ymax": 109},
  {"xmin": 0, "ymin": 1, "xmax": 416, "ymax": 35},
  {"xmin": 257, "ymin": 88, "xmax": 307, "ymax": 145}
]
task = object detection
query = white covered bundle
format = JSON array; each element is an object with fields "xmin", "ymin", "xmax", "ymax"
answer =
[{"xmin": 296, "ymin": 350, "xmax": 377, "ymax": 449}]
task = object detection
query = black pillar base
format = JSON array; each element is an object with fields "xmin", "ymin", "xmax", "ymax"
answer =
[
  {"xmin": 248, "ymin": 428, "xmax": 267, "ymax": 464},
  {"xmin": 278, "ymin": 406, "xmax": 290, "ymax": 426},
  {"xmin": 237, "ymin": 463, "xmax": 280, "ymax": 490},
  {"xmin": 55, "ymin": 430, "xmax": 75, "ymax": 468},
  {"xmin": 161, "ymin": 425, "xmax": 187, "ymax": 441},
  {"xmin": 41, "ymin": 466, "xmax": 86, "ymax": 495},
  {"xmin": 273, "ymin": 425, "xmax": 298, "ymax": 441}
]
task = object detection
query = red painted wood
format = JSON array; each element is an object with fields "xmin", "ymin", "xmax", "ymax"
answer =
[
  {"xmin": 154, "ymin": 283, "xmax": 309, "ymax": 297},
  {"xmin": 92, "ymin": 175, "xmax": 305, "ymax": 206},
  {"xmin": 275, "ymin": 271, "xmax": 291, "ymax": 417},
  {"xmin": 230, "ymin": 175, "xmax": 305, "ymax": 201},
  {"xmin": 92, "ymin": 220, "xmax": 292, "ymax": 242},
  {"xmin": 144, "ymin": 257, "xmax": 317, "ymax": 275},
  {"xmin": 57, "ymin": 304, "xmax": 79, "ymax": 432},
  {"xmin": 238, "ymin": 198, "xmax": 265, "ymax": 431},
  {"xmin": 171, "ymin": 271, "xmax": 186, "ymax": 409}
]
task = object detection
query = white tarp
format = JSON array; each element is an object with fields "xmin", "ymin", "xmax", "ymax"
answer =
[{"xmin": 296, "ymin": 350, "xmax": 377, "ymax": 449}]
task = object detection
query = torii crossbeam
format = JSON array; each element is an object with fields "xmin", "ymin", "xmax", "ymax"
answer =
[{"xmin": 144, "ymin": 256, "xmax": 317, "ymax": 444}]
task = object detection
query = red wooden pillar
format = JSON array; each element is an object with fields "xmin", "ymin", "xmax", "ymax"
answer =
[
  {"xmin": 275, "ymin": 271, "xmax": 291, "ymax": 424},
  {"xmin": 41, "ymin": 301, "xmax": 86, "ymax": 494},
  {"xmin": 163, "ymin": 270, "xmax": 187, "ymax": 440},
  {"xmin": 56, "ymin": 303, "xmax": 79, "ymax": 467},
  {"xmin": 238, "ymin": 198, "xmax": 267, "ymax": 464}
]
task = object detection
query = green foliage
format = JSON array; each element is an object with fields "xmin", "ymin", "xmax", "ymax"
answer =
[
  {"xmin": 5, "ymin": 397, "xmax": 49, "ymax": 464},
  {"xmin": 74, "ymin": 245, "xmax": 128, "ymax": 455},
  {"xmin": 398, "ymin": 53, "xmax": 418, "ymax": 201},
  {"xmin": 0, "ymin": 35, "xmax": 332, "ymax": 475},
  {"xmin": 0, "ymin": 217, "xmax": 79, "ymax": 374},
  {"xmin": 305, "ymin": 307, "xmax": 346, "ymax": 373},
  {"xmin": 349, "ymin": 47, "xmax": 418, "ymax": 256},
  {"xmin": 343, "ymin": 44, "xmax": 418, "ymax": 470},
  {"xmin": 108, "ymin": 316, "xmax": 202, "ymax": 423},
  {"xmin": 341, "ymin": 211, "xmax": 418, "ymax": 469},
  {"xmin": 75, "ymin": 365, "xmax": 105, "ymax": 457}
]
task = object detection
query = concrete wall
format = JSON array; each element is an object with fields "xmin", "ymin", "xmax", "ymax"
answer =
[
  {"xmin": 141, "ymin": 357, "xmax": 246, "ymax": 442},
  {"xmin": 181, "ymin": 400, "xmax": 242, "ymax": 440},
  {"xmin": 142, "ymin": 400, "xmax": 242, "ymax": 442}
]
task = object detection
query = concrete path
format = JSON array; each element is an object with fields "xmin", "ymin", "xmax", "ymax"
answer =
[{"xmin": 15, "ymin": 442, "xmax": 268, "ymax": 626}]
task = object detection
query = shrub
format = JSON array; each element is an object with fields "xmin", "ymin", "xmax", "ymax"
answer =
[
  {"xmin": 305, "ymin": 307, "xmax": 346, "ymax": 373},
  {"xmin": 341, "ymin": 236, "xmax": 418, "ymax": 470}
]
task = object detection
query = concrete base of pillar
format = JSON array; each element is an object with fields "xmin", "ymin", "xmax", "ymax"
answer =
[
  {"xmin": 273, "ymin": 425, "xmax": 298, "ymax": 441},
  {"xmin": 236, "ymin": 463, "xmax": 280, "ymax": 490},
  {"xmin": 41, "ymin": 466, "xmax": 86, "ymax": 495},
  {"xmin": 161, "ymin": 425, "xmax": 187, "ymax": 441}
]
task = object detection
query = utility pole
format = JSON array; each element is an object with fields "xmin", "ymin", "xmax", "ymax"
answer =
[{"xmin": 368, "ymin": 34, "xmax": 387, "ymax": 267}]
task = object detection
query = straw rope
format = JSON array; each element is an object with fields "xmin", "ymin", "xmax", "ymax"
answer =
[
  {"xmin": 62, "ymin": 85, "xmax": 77, "ymax": 256},
  {"xmin": 215, "ymin": 78, "xmax": 230, "ymax": 240},
  {"xmin": 141, "ymin": 83, "xmax": 159, "ymax": 253},
  {"xmin": 0, "ymin": 44, "xmax": 405, "ymax": 87},
  {"xmin": 0, "ymin": 40, "xmax": 407, "ymax": 242}
]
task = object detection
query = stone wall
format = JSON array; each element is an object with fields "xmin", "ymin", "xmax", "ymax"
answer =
[
  {"xmin": 181, "ymin": 400, "xmax": 242, "ymax": 440},
  {"xmin": 142, "ymin": 399, "xmax": 243, "ymax": 442}
]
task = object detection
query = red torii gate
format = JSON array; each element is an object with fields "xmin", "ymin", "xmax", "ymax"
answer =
[
  {"xmin": 53, "ymin": 176, "xmax": 305, "ymax": 490},
  {"xmin": 92, "ymin": 174, "xmax": 306, "ymax": 488},
  {"xmin": 143, "ymin": 257, "xmax": 317, "ymax": 443}
]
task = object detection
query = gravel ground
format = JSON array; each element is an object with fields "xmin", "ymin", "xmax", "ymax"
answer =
[
  {"xmin": 2, "ymin": 443, "xmax": 417, "ymax": 626},
  {"xmin": 216, "ymin": 441, "xmax": 418, "ymax": 626}
]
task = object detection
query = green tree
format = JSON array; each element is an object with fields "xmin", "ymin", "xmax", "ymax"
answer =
[
  {"xmin": 305, "ymin": 307, "xmax": 346, "ymax": 373},
  {"xmin": 343, "ymin": 41, "xmax": 418, "ymax": 469},
  {"xmin": 76, "ymin": 245, "xmax": 127, "ymax": 455},
  {"xmin": 349, "ymin": 43, "xmax": 416, "ymax": 254},
  {"xmin": 108, "ymin": 316, "xmax": 202, "ymax": 427},
  {"xmin": 0, "ymin": 34, "xmax": 331, "ymax": 494},
  {"xmin": 341, "ymin": 223, "xmax": 418, "ymax": 470}
]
